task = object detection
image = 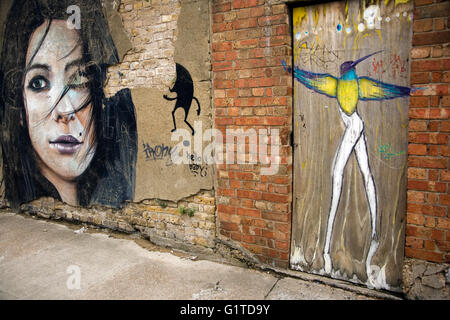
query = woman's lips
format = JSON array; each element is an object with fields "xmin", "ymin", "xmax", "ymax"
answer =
[{"xmin": 50, "ymin": 135, "xmax": 82, "ymax": 155}]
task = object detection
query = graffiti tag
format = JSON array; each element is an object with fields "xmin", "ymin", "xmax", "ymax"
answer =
[
  {"xmin": 187, "ymin": 152, "xmax": 208, "ymax": 177},
  {"xmin": 143, "ymin": 143, "xmax": 177, "ymax": 166},
  {"xmin": 378, "ymin": 142, "xmax": 404, "ymax": 160},
  {"xmin": 296, "ymin": 42, "xmax": 340, "ymax": 69},
  {"xmin": 368, "ymin": 54, "xmax": 407, "ymax": 79}
]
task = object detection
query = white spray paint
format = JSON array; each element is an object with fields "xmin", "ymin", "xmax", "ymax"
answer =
[
  {"xmin": 363, "ymin": 5, "xmax": 381, "ymax": 30},
  {"xmin": 291, "ymin": 245, "xmax": 308, "ymax": 267}
]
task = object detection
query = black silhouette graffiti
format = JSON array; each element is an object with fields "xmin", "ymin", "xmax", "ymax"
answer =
[{"xmin": 163, "ymin": 63, "xmax": 201, "ymax": 135}]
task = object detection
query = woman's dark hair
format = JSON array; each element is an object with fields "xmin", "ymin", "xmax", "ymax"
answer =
[{"xmin": 0, "ymin": 0, "xmax": 137, "ymax": 208}]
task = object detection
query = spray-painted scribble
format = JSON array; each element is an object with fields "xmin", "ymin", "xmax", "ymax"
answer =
[
  {"xmin": 143, "ymin": 143, "xmax": 176, "ymax": 161},
  {"xmin": 284, "ymin": 50, "xmax": 416, "ymax": 285},
  {"xmin": 296, "ymin": 43, "xmax": 340, "ymax": 69},
  {"xmin": 163, "ymin": 63, "xmax": 201, "ymax": 135},
  {"xmin": 187, "ymin": 152, "xmax": 208, "ymax": 177},
  {"xmin": 368, "ymin": 54, "xmax": 408, "ymax": 79},
  {"xmin": 378, "ymin": 142, "xmax": 405, "ymax": 160},
  {"xmin": 142, "ymin": 143, "xmax": 177, "ymax": 167}
]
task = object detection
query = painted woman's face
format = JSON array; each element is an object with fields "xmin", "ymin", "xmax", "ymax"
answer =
[{"xmin": 23, "ymin": 20, "xmax": 96, "ymax": 183}]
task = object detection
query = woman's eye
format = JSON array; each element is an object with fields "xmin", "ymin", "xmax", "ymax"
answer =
[
  {"xmin": 68, "ymin": 70, "xmax": 90, "ymax": 89},
  {"xmin": 28, "ymin": 76, "xmax": 49, "ymax": 91}
]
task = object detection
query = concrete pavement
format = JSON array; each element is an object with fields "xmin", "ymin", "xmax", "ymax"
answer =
[{"xmin": 0, "ymin": 211, "xmax": 400, "ymax": 300}]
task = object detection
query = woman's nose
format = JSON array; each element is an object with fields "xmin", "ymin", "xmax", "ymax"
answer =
[{"xmin": 52, "ymin": 91, "xmax": 75, "ymax": 123}]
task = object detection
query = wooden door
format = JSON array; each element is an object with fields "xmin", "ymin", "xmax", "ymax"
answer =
[{"xmin": 290, "ymin": 0, "xmax": 413, "ymax": 292}]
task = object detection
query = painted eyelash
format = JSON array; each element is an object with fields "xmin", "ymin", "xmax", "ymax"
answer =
[{"xmin": 67, "ymin": 81, "xmax": 90, "ymax": 90}]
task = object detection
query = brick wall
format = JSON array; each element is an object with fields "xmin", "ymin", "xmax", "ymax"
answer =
[
  {"xmin": 407, "ymin": 0, "xmax": 450, "ymax": 263},
  {"xmin": 211, "ymin": 0, "xmax": 292, "ymax": 268}
]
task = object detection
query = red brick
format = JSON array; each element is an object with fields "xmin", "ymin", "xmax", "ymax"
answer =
[
  {"xmin": 275, "ymin": 241, "xmax": 289, "ymax": 251},
  {"xmin": 250, "ymin": 6, "xmax": 265, "ymax": 17},
  {"xmin": 408, "ymin": 156, "xmax": 447, "ymax": 169},
  {"xmin": 414, "ymin": 0, "xmax": 433, "ymax": 6},
  {"xmin": 441, "ymin": 146, "xmax": 450, "ymax": 156},
  {"xmin": 212, "ymin": 41, "xmax": 233, "ymax": 52},
  {"xmin": 212, "ymin": 3, "xmax": 232, "ymax": 13},
  {"xmin": 218, "ymin": 187, "xmax": 236, "ymax": 197},
  {"xmin": 437, "ymin": 218, "xmax": 450, "ymax": 229},
  {"xmin": 425, "ymin": 217, "xmax": 436, "ymax": 228},
  {"xmin": 408, "ymin": 180, "xmax": 447, "ymax": 192},
  {"xmin": 406, "ymin": 225, "xmax": 432, "ymax": 239},
  {"xmin": 409, "ymin": 120, "xmax": 428, "ymax": 131},
  {"xmin": 261, "ymin": 212, "xmax": 290, "ymax": 223},
  {"xmin": 409, "ymin": 108, "xmax": 450, "ymax": 120},
  {"xmin": 411, "ymin": 59, "xmax": 442, "ymax": 72},
  {"xmin": 237, "ymin": 207, "xmax": 260, "ymax": 217},
  {"xmin": 405, "ymin": 247, "xmax": 445, "ymax": 262},
  {"xmin": 441, "ymin": 170, "xmax": 450, "ymax": 181},
  {"xmin": 413, "ymin": 19, "xmax": 433, "ymax": 32},
  {"xmin": 408, "ymin": 168, "xmax": 428, "ymax": 180},
  {"xmin": 411, "ymin": 72, "xmax": 430, "ymax": 84},
  {"xmin": 412, "ymin": 47, "xmax": 431, "ymax": 59},
  {"xmin": 427, "ymin": 192, "xmax": 439, "ymax": 204},
  {"xmin": 431, "ymin": 72, "xmax": 443, "ymax": 82},
  {"xmin": 409, "ymin": 144, "xmax": 427, "ymax": 155},
  {"xmin": 414, "ymin": 2, "xmax": 450, "ymax": 19},
  {"xmin": 212, "ymin": 22, "xmax": 234, "ymax": 33},
  {"xmin": 217, "ymin": 204, "xmax": 236, "ymax": 215},
  {"xmin": 408, "ymin": 190, "xmax": 426, "ymax": 203},
  {"xmin": 409, "ymin": 133, "xmax": 449, "ymax": 144},
  {"xmin": 262, "ymin": 192, "xmax": 288, "ymax": 203},
  {"xmin": 435, "ymin": 240, "xmax": 450, "ymax": 252},
  {"xmin": 408, "ymin": 203, "xmax": 447, "ymax": 217},
  {"xmin": 236, "ymin": 189, "xmax": 262, "ymax": 200},
  {"xmin": 232, "ymin": 0, "xmax": 258, "ymax": 9},
  {"xmin": 220, "ymin": 221, "xmax": 239, "ymax": 231},
  {"xmin": 257, "ymin": 14, "xmax": 288, "ymax": 26},
  {"xmin": 230, "ymin": 232, "xmax": 242, "ymax": 241},
  {"xmin": 406, "ymin": 236, "xmax": 424, "ymax": 249}
]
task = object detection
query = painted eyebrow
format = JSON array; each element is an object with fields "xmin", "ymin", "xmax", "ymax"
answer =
[
  {"xmin": 65, "ymin": 58, "xmax": 85, "ymax": 72},
  {"xmin": 25, "ymin": 63, "xmax": 51, "ymax": 73}
]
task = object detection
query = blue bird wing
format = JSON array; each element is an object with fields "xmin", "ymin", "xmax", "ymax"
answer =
[
  {"xmin": 282, "ymin": 61, "xmax": 337, "ymax": 98},
  {"xmin": 358, "ymin": 76, "xmax": 412, "ymax": 101}
]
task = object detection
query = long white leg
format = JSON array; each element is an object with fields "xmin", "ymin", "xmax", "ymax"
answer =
[
  {"xmin": 354, "ymin": 127, "xmax": 380, "ymax": 286},
  {"xmin": 354, "ymin": 131, "xmax": 377, "ymax": 241},
  {"xmin": 323, "ymin": 111, "xmax": 364, "ymax": 274}
]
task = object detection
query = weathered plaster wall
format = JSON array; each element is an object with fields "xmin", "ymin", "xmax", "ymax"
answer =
[{"xmin": 104, "ymin": 0, "xmax": 214, "ymax": 202}]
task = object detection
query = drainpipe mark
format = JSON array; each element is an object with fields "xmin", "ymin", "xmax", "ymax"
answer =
[{"xmin": 264, "ymin": 278, "xmax": 281, "ymax": 300}]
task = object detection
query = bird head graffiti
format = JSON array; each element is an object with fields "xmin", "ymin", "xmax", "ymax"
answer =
[{"xmin": 339, "ymin": 50, "xmax": 382, "ymax": 76}]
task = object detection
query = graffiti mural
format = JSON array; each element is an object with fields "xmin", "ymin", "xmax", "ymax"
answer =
[
  {"xmin": 284, "ymin": 50, "xmax": 415, "ymax": 281},
  {"xmin": 0, "ymin": 0, "xmax": 137, "ymax": 208},
  {"xmin": 289, "ymin": 0, "xmax": 414, "ymax": 291}
]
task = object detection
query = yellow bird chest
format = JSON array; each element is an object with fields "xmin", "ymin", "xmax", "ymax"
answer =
[{"xmin": 337, "ymin": 79, "xmax": 359, "ymax": 115}]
